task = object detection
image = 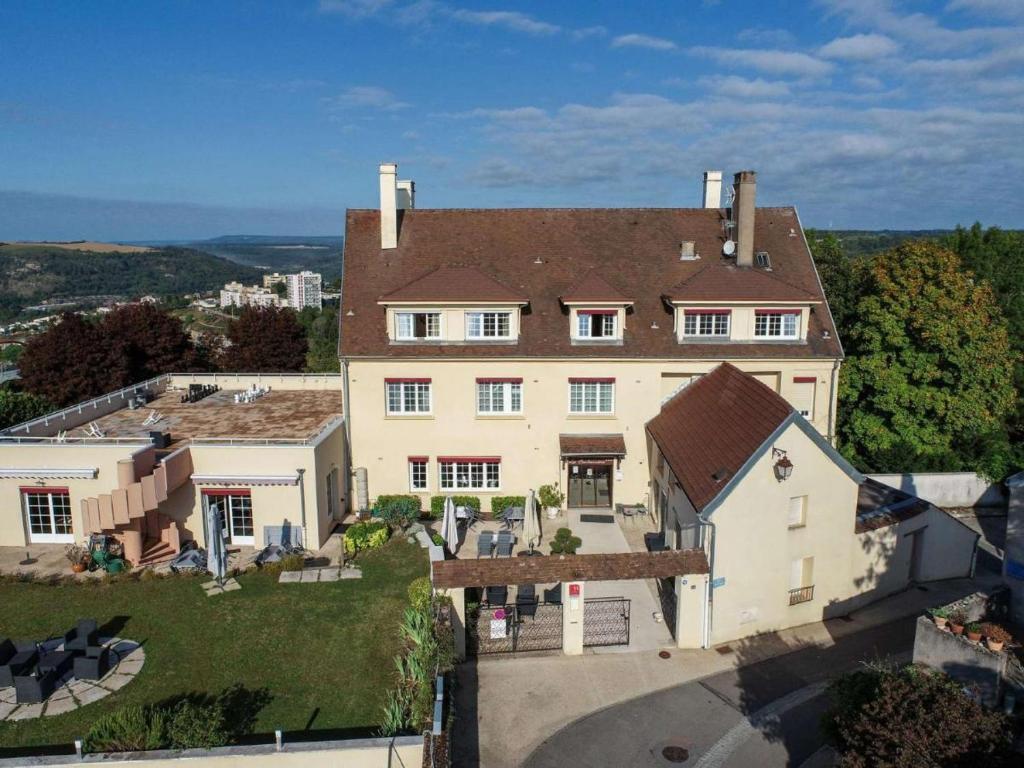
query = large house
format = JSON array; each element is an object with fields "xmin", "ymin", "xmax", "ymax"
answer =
[{"xmin": 340, "ymin": 164, "xmax": 842, "ymax": 519}]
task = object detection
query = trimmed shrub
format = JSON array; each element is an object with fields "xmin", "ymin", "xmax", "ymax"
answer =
[
  {"xmin": 408, "ymin": 576, "xmax": 433, "ymax": 613},
  {"xmin": 84, "ymin": 705, "xmax": 166, "ymax": 753},
  {"xmin": 344, "ymin": 520, "xmax": 389, "ymax": 556},
  {"xmin": 429, "ymin": 495, "xmax": 480, "ymax": 520},
  {"xmin": 490, "ymin": 496, "xmax": 526, "ymax": 519},
  {"xmin": 165, "ymin": 700, "xmax": 230, "ymax": 750},
  {"xmin": 375, "ymin": 495, "xmax": 421, "ymax": 530},
  {"xmin": 550, "ymin": 527, "xmax": 582, "ymax": 555}
]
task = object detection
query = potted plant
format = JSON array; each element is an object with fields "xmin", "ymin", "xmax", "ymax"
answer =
[
  {"xmin": 966, "ymin": 622, "xmax": 983, "ymax": 642},
  {"xmin": 64, "ymin": 544, "xmax": 90, "ymax": 573},
  {"xmin": 538, "ymin": 484, "xmax": 565, "ymax": 520},
  {"xmin": 929, "ymin": 607, "xmax": 949, "ymax": 628},
  {"xmin": 948, "ymin": 610, "xmax": 967, "ymax": 635},
  {"xmin": 982, "ymin": 623, "xmax": 1011, "ymax": 652}
]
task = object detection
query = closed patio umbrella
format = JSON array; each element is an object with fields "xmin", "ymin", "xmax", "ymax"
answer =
[
  {"xmin": 205, "ymin": 498, "xmax": 228, "ymax": 586},
  {"xmin": 441, "ymin": 495, "xmax": 459, "ymax": 554},
  {"xmin": 523, "ymin": 488, "xmax": 540, "ymax": 552}
]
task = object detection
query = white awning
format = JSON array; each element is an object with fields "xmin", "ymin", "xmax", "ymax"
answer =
[
  {"xmin": 190, "ymin": 473, "xmax": 300, "ymax": 486},
  {"xmin": 0, "ymin": 468, "xmax": 98, "ymax": 480}
]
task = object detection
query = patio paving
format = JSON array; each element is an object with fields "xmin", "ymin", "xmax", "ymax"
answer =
[{"xmin": 0, "ymin": 637, "xmax": 145, "ymax": 722}]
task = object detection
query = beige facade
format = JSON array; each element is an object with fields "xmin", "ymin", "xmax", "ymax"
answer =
[
  {"xmin": 0, "ymin": 374, "xmax": 345, "ymax": 561},
  {"xmin": 346, "ymin": 357, "xmax": 838, "ymax": 512}
]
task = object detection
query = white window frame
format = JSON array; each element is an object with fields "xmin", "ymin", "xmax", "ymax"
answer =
[
  {"xmin": 466, "ymin": 311, "xmax": 512, "ymax": 340},
  {"xmin": 575, "ymin": 312, "xmax": 618, "ymax": 339},
  {"xmin": 438, "ymin": 460, "xmax": 501, "ymax": 491},
  {"xmin": 754, "ymin": 311, "xmax": 800, "ymax": 339},
  {"xmin": 568, "ymin": 380, "xmax": 615, "ymax": 415},
  {"xmin": 788, "ymin": 496, "xmax": 807, "ymax": 529},
  {"xmin": 682, "ymin": 311, "xmax": 731, "ymax": 338},
  {"xmin": 395, "ymin": 311, "xmax": 441, "ymax": 341},
  {"xmin": 476, "ymin": 380, "xmax": 523, "ymax": 415},
  {"xmin": 386, "ymin": 381, "xmax": 432, "ymax": 415},
  {"xmin": 408, "ymin": 459, "xmax": 428, "ymax": 491},
  {"xmin": 204, "ymin": 492, "xmax": 254, "ymax": 546},
  {"xmin": 22, "ymin": 489, "xmax": 74, "ymax": 544}
]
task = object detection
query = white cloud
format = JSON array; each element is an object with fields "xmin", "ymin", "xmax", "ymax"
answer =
[
  {"xmin": 692, "ymin": 46, "xmax": 833, "ymax": 77},
  {"xmin": 571, "ymin": 25, "xmax": 607, "ymax": 41},
  {"xmin": 611, "ymin": 33, "xmax": 678, "ymax": 51},
  {"xmin": 946, "ymin": 0, "xmax": 1024, "ymax": 20},
  {"xmin": 736, "ymin": 27, "xmax": 796, "ymax": 47},
  {"xmin": 449, "ymin": 9, "xmax": 559, "ymax": 35},
  {"xmin": 851, "ymin": 75, "xmax": 885, "ymax": 90},
  {"xmin": 696, "ymin": 75, "xmax": 792, "ymax": 98},
  {"xmin": 819, "ymin": 33, "xmax": 899, "ymax": 60},
  {"xmin": 317, "ymin": 0, "xmax": 393, "ymax": 17},
  {"xmin": 321, "ymin": 86, "xmax": 409, "ymax": 111}
]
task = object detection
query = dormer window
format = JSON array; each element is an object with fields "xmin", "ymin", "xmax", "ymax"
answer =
[
  {"xmin": 576, "ymin": 310, "xmax": 617, "ymax": 339},
  {"xmin": 754, "ymin": 310, "xmax": 800, "ymax": 339},
  {"xmin": 466, "ymin": 311, "xmax": 511, "ymax": 339},
  {"xmin": 683, "ymin": 309, "xmax": 731, "ymax": 338},
  {"xmin": 395, "ymin": 312, "xmax": 441, "ymax": 340}
]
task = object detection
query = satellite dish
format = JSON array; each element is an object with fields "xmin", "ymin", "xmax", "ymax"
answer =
[{"xmin": 723, "ymin": 240, "xmax": 736, "ymax": 257}]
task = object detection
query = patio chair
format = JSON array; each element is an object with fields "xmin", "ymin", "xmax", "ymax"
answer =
[
  {"xmin": 0, "ymin": 638, "xmax": 14, "ymax": 665},
  {"xmin": 544, "ymin": 584, "xmax": 562, "ymax": 604},
  {"xmin": 495, "ymin": 530, "xmax": 515, "ymax": 557},
  {"xmin": 38, "ymin": 650, "xmax": 75, "ymax": 678},
  {"xmin": 619, "ymin": 503, "xmax": 635, "ymax": 525},
  {"xmin": 0, "ymin": 646, "xmax": 38, "ymax": 688},
  {"xmin": 476, "ymin": 530, "xmax": 497, "ymax": 558},
  {"xmin": 14, "ymin": 669, "xmax": 57, "ymax": 704},
  {"xmin": 516, "ymin": 584, "xmax": 538, "ymax": 620},
  {"xmin": 64, "ymin": 619, "xmax": 99, "ymax": 653},
  {"xmin": 485, "ymin": 585, "xmax": 508, "ymax": 607},
  {"xmin": 73, "ymin": 647, "xmax": 111, "ymax": 681}
]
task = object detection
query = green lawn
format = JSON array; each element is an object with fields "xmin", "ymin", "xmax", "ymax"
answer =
[{"xmin": 0, "ymin": 539, "xmax": 427, "ymax": 751}]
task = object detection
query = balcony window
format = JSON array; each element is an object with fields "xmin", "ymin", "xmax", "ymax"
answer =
[
  {"xmin": 789, "ymin": 556, "xmax": 814, "ymax": 605},
  {"xmin": 683, "ymin": 310, "xmax": 730, "ymax": 338},
  {"xmin": 576, "ymin": 311, "xmax": 617, "ymax": 339},
  {"xmin": 395, "ymin": 312, "xmax": 441, "ymax": 340},
  {"xmin": 754, "ymin": 310, "xmax": 800, "ymax": 339},
  {"xmin": 439, "ymin": 458, "xmax": 501, "ymax": 491},
  {"xmin": 477, "ymin": 379, "xmax": 523, "ymax": 415},
  {"xmin": 569, "ymin": 378, "xmax": 615, "ymax": 415},
  {"xmin": 386, "ymin": 379, "xmax": 432, "ymax": 415},
  {"xmin": 466, "ymin": 312, "xmax": 511, "ymax": 339}
]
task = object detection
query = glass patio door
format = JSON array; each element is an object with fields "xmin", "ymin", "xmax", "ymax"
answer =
[
  {"xmin": 206, "ymin": 491, "xmax": 254, "ymax": 546},
  {"xmin": 22, "ymin": 489, "xmax": 74, "ymax": 544}
]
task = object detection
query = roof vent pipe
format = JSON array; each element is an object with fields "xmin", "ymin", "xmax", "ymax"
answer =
[
  {"xmin": 702, "ymin": 171, "xmax": 722, "ymax": 209},
  {"xmin": 732, "ymin": 170, "xmax": 757, "ymax": 268}
]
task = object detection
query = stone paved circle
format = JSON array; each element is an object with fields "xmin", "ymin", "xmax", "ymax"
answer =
[{"xmin": 0, "ymin": 637, "xmax": 145, "ymax": 721}]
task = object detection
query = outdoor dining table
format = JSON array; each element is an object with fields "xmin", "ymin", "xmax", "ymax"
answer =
[{"xmin": 503, "ymin": 506, "xmax": 525, "ymax": 527}]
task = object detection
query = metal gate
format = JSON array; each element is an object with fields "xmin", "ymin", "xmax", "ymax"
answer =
[
  {"xmin": 470, "ymin": 603, "xmax": 563, "ymax": 655},
  {"xmin": 583, "ymin": 597, "xmax": 631, "ymax": 647}
]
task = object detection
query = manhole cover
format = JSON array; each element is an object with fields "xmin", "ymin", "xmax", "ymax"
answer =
[
  {"xmin": 662, "ymin": 745, "xmax": 689, "ymax": 763},
  {"xmin": 659, "ymin": 650, "xmax": 671, "ymax": 659}
]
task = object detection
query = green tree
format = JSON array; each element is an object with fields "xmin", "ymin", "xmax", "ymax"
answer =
[
  {"xmin": 219, "ymin": 306, "xmax": 307, "ymax": 372},
  {"xmin": 838, "ymin": 241, "xmax": 1017, "ymax": 478},
  {"xmin": 806, "ymin": 229, "xmax": 857, "ymax": 331},
  {"xmin": 0, "ymin": 388, "xmax": 53, "ymax": 429},
  {"xmin": 1, "ymin": 344, "xmax": 22, "ymax": 366},
  {"xmin": 305, "ymin": 306, "xmax": 339, "ymax": 373},
  {"xmin": 823, "ymin": 664, "xmax": 1012, "ymax": 767}
]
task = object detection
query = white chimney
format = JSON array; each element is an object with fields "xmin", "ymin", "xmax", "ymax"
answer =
[
  {"xmin": 702, "ymin": 170, "xmax": 722, "ymax": 209},
  {"xmin": 396, "ymin": 179, "xmax": 415, "ymax": 210},
  {"xmin": 379, "ymin": 162, "xmax": 398, "ymax": 250},
  {"xmin": 732, "ymin": 170, "xmax": 757, "ymax": 268}
]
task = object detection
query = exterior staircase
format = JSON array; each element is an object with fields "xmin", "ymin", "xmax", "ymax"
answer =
[{"xmin": 138, "ymin": 539, "xmax": 177, "ymax": 567}]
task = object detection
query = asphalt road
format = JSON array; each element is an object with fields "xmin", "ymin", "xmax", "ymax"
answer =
[{"xmin": 524, "ymin": 616, "xmax": 917, "ymax": 768}]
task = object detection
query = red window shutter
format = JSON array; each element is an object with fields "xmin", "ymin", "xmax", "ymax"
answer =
[
  {"xmin": 201, "ymin": 488, "xmax": 252, "ymax": 497},
  {"xmin": 683, "ymin": 309, "xmax": 731, "ymax": 315},
  {"xmin": 20, "ymin": 486, "xmax": 69, "ymax": 494},
  {"xmin": 437, "ymin": 456, "xmax": 501, "ymax": 464},
  {"xmin": 407, "ymin": 456, "xmax": 429, "ymax": 462},
  {"xmin": 385, "ymin": 378, "xmax": 432, "ymax": 384},
  {"xmin": 568, "ymin": 377, "xmax": 615, "ymax": 384},
  {"xmin": 577, "ymin": 309, "xmax": 617, "ymax": 316},
  {"xmin": 475, "ymin": 378, "xmax": 523, "ymax": 384},
  {"xmin": 793, "ymin": 376, "xmax": 817, "ymax": 383},
  {"xmin": 755, "ymin": 309, "xmax": 801, "ymax": 316}
]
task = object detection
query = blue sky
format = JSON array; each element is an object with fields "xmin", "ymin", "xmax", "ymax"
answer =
[{"xmin": 1, "ymin": 0, "xmax": 1022, "ymax": 239}]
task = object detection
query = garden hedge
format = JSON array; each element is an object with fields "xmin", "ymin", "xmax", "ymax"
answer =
[
  {"xmin": 429, "ymin": 495, "xmax": 481, "ymax": 519},
  {"xmin": 490, "ymin": 496, "xmax": 526, "ymax": 519}
]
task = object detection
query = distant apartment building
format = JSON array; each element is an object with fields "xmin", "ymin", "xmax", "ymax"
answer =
[
  {"xmin": 286, "ymin": 271, "xmax": 323, "ymax": 310},
  {"xmin": 219, "ymin": 281, "xmax": 282, "ymax": 309},
  {"xmin": 263, "ymin": 273, "xmax": 287, "ymax": 289}
]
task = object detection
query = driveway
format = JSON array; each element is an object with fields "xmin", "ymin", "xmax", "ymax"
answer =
[{"xmin": 523, "ymin": 617, "xmax": 916, "ymax": 768}]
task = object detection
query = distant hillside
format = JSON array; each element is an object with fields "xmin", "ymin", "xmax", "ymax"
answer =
[
  {"xmin": 182, "ymin": 236, "xmax": 344, "ymax": 281},
  {"xmin": 818, "ymin": 229, "xmax": 954, "ymax": 257},
  {"xmin": 0, "ymin": 244, "xmax": 261, "ymax": 321}
]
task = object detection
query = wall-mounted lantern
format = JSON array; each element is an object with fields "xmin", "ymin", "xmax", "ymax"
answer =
[{"xmin": 772, "ymin": 448, "xmax": 794, "ymax": 482}]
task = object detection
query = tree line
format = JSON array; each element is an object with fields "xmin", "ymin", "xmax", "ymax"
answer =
[
  {"xmin": 0, "ymin": 303, "xmax": 338, "ymax": 428},
  {"xmin": 809, "ymin": 223, "xmax": 1023, "ymax": 480}
]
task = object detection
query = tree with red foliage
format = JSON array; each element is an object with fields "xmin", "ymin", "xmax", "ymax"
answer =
[
  {"xmin": 218, "ymin": 306, "xmax": 308, "ymax": 372},
  {"xmin": 101, "ymin": 303, "xmax": 202, "ymax": 383},
  {"xmin": 19, "ymin": 313, "xmax": 111, "ymax": 406}
]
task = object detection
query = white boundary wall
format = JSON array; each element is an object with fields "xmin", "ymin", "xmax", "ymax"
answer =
[{"xmin": 868, "ymin": 472, "xmax": 1006, "ymax": 509}]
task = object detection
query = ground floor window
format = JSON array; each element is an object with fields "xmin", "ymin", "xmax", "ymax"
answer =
[
  {"xmin": 203, "ymin": 490, "xmax": 254, "ymax": 545},
  {"xmin": 409, "ymin": 457, "xmax": 428, "ymax": 491},
  {"xmin": 21, "ymin": 487, "xmax": 73, "ymax": 543},
  {"xmin": 439, "ymin": 458, "xmax": 500, "ymax": 491}
]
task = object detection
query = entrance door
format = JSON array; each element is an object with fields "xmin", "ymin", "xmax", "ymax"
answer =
[{"xmin": 568, "ymin": 462, "xmax": 613, "ymax": 508}]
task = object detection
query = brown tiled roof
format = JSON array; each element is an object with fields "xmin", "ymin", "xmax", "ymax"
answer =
[
  {"xmin": 378, "ymin": 265, "xmax": 527, "ymax": 303},
  {"xmin": 560, "ymin": 271, "xmax": 633, "ymax": 304},
  {"xmin": 665, "ymin": 263, "xmax": 820, "ymax": 303},
  {"xmin": 431, "ymin": 549, "xmax": 709, "ymax": 588},
  {"xmin": 855, "ymin": 478, "xmax": 931, "ymax": 533},
  {"xmin": 646, "ymin": 363, "xmax": 793, "ymax": 512},
  {"xmin": 559, "ymin": 433, "xmax": 627, "ymax": 457},
  {"xmin": 341, "ymin": 207, "xmax": 842, "ymax": 360}
]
